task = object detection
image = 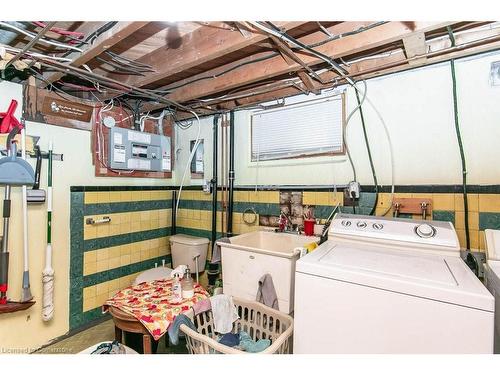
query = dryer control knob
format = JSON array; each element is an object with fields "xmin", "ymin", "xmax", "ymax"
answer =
[
  {"xmin": 341, "ymin": 220, "xmax": 352, "ymax": 227},
  {"xmin": 416, "ymin": 223, "xmax": 436, "ymax": 238}
]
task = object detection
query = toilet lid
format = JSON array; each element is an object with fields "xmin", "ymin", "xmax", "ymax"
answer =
[{"xmin": 169, "ymin": 234, "xmax": 210, "ymax": 246}]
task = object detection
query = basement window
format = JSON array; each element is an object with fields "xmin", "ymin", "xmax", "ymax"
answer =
[{"xmin": 250, "ymin": 94, "xmax": 345, "ymax": 162}]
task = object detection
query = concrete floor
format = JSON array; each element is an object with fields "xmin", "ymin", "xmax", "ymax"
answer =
[{"xmin": 35, "ymin": 319, "xmax": 188, "ymax": 354}]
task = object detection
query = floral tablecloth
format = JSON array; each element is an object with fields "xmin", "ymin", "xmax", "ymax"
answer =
[{"xmin": 103, "ymin": 278, "xmax": 209, "ymax": 340}]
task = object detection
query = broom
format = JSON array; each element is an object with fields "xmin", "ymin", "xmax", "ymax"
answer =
[
  {"xmin": 42, "ymin": 141, "xmax": 54, "ymax": 321},
  {"xmin": 20, "ymin": 121, "xmax": 33, "ymax": 302}
]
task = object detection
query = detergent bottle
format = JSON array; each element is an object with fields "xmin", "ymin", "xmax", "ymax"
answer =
[{"xmin": 181, "ymin": 268, "xmax": 194, "ymax": 299}]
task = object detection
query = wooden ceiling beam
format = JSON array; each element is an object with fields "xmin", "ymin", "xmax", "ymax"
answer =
[
  {"xmin": 205, "ymin": 23, "xmax": 500, "ymax": 112},
  {"xmin": 402, "ymin": 32, "xmax": 427, "ymax": 66},
  {"xmin": 112, "ymin": 21, "xmax": 310, "ymax": 89},
  {"xmin": 269, "ymin": 34, "xmax": 321, "ymax": 94},
  {"xmin": 42, "ymin": 22, "xmax": 151, "ymax": 87},
  {"xmin": 158, "ymin": 21, "xmax": 454, "ymax": 108}
]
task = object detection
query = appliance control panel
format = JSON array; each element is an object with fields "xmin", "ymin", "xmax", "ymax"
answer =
[{"xmin": 330, "ymin": 213, "xmax": 460, "ymax": 251}]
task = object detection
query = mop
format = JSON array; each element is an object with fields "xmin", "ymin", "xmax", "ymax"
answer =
[
  {"xmin": 42, "ymin": 141, "xmax": 54, "ymax": 321},
  {"xmin": 20, "ymin": 121, "xmax": 32, "ymax": 302}
]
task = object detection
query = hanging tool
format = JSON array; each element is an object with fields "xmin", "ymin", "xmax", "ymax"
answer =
[
  {"xmin": 42, "ymin": 141, "xmax": 54, "ymax": 321},
  {"xmin": 20, "ymin": 119, "xmax": 32, "ymax": 302},
  {"xmin": 0, "ymin": 127, "xmax": 35, "ymax": 309},
  {"xmin": 27, "ymin": 145, "xmax": 46, "ymax": 204},
  {"xmin": 0, "ymin": 100, "xmax": 21, "ymax": 134}
]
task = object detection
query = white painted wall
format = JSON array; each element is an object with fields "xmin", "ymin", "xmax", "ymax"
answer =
[
  {"xmin": 0, "ymin": 80, "xmax": 171, "ymax": 351},
  {"xmin": 175, "ymin": 50, "xmax": 500, "ymax": 188}
]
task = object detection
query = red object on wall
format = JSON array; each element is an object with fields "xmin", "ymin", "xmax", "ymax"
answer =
[{"xmin": 0, "ymin": 100, "xmax": 23, "ymax": 134}]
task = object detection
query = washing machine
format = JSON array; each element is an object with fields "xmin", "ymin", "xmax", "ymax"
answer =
[
  {"xmin": 484, "ymin": 229, "xmax": 500, "ymax": 353},
  {"xmin": 293, "ymin": 213, "xmax": 494, "ymax": 354}
]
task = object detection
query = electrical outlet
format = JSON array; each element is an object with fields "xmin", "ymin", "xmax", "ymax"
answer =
[
  {"xmin": 343, "ymin": 190, "xmax": 359, "ymax": 207},
  {"xmin": 202, "ymin": 179, "xmax": 212, "ymax": 193},
  {"xmin": 346, "ymin": 181, "xmax": 360, "ymax": 199}
]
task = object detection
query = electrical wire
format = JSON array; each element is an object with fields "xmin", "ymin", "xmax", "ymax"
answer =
[
  {"xmin": 175, "ymin": 111, "xmax": 202, "ymax": 219},
  {"xmin": 1, "ymin": 44, "xmax": 74, "ymax": 62},
  {"xmin": 355, "ymin": 87, "xmax": 379, "ymax": 216},
  {"xmin": 249, "ymin": 21, "xmax": 396, "ymax": 216},
  {"xmin": 447, "ymin": 27, "xmax": 471, "ymax": 252},
  {"xmin": 343, "ymin": 82, "xmax": 365, "ymax": 181},
  {"xmin": 0, "ymin": 21, "xmax": 83, "ymax": 52}
]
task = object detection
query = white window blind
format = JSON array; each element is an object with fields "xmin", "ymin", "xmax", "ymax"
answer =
[{"xmin": 251, "ymin": 95, "xmax": 344, "ymax": 161}]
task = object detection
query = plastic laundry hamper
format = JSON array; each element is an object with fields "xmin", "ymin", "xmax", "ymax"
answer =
[{"xmin": 179, "ymin": 297, "xmax": 293, "ymax": 354}]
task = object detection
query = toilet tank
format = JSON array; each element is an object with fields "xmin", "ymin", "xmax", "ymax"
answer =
[{"xmin": 169, "ymin": 234, "xmax": 209, "ymax": 272}]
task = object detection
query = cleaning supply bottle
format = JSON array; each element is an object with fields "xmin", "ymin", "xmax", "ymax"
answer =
[
  {"xmin": 181, "ymin": 268, "xmax": 194, "ymax": 299},
  {"xmin": 172, "ymin": 276, "xmax": 182, "ymax": 302}
]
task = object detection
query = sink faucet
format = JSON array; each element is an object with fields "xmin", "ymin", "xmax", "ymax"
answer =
[{"xmin": 279, "ymin": 211, "xmax": 293, "ymax": 232}]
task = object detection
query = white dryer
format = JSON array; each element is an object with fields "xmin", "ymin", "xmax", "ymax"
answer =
[
  {"xmin": 484, "ymin": 229, "xmax": 500, "ymax": 353},
  {"xmin": 293, "ymin": 213, "xmax": 494, "ymax": 354}
]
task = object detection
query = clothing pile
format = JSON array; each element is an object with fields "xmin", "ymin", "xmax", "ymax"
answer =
[
  {"xmin": 217, "ymin": 331, "xmax": 271, "ymax": 353},
  {"xmin": 167, "ymin": 294, "xmax": 271, "ymax": 353},
  {"xmin": 90, "ymin": 341, "xmax": 127, "ymax": 354}
]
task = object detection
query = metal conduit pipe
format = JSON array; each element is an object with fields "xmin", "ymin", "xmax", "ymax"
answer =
[
  {"xmin": 211, "ymin": 114, "xmax": 220, "ymax": 248},
  {"xmin": 227, "ymin": 111, "xmax": 236, "ymax": 236}
]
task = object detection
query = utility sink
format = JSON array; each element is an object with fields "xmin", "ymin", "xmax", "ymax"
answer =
[
  {"xmin": 218, "ymin": 230, "xmax": 318, "ymax": 313},
  {"xmin": 226, "ymin": 230, "xmax": 317, "ymax": 258}
]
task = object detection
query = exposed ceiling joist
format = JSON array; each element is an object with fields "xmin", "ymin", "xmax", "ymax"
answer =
[
  {"xmin": 269, "ymin": 34, "xmax": 321, "ymax": 94},
  {"xmin": 402, "ymin": 32, "xmax": 427, "ymax": 66},
  {"xmin": 142, "ymin": 21, "xmax": 454, "ymax": 111},
  {"xmin": 111, "ymin": 21, "xmax": 310, "ymax": 89},
  {"xmin": 203, "ymin": 25, "xmax": 500, "ymax": 112},
  {"xmin": 42, "ymin": 22, "xmax": 151, "ymax": 87}
]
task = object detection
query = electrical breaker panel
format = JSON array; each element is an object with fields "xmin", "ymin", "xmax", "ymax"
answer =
[{"xmin": 108, "ymin": 127, "xmax": 171, "ymax": 172}]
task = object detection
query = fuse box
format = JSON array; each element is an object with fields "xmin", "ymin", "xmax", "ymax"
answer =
[{"xmin": 108, "ymin": 127, "xmax": 171, "ymax": 172}]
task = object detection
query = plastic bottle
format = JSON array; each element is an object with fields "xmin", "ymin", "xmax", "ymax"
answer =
[
  {"xmin": 172, "ymin": 276, "xmax": 182, "ymax": 302},
  {"xmin": 181, "ymin": 268, "xmax": 194, "ymax": 299}
]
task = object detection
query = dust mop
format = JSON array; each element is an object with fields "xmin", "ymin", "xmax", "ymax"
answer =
[
  {"xmin": 42, "ymin": 141, "xmax": 54, "ymax": 321},
  {"xmin": 20, "ymin": 121, "xmax": 32, "ymax": 302}
]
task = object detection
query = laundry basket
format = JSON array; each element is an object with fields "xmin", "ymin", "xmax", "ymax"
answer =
[{"xmin": 179, "ymin": 297, "xmax": 293, "ymax": 354}]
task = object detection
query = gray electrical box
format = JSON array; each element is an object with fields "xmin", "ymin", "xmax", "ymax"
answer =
[{"xmin": 108, "ymin": 127, "xmax": 171, "ymax": 172}]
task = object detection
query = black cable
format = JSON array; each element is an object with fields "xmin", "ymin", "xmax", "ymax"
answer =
[
  {"xmin": 163, "ymin": 22, "xmax": 383, "ymax": 93},
  {"xmin": 355, "ymin": 88, "xmax": 379, "ymax": 215},
  {"xmin": 308, "ymin": 22, "xmax": 389, "ymax": 48},
  {"xmin": 447, "ymin": 27, "xmax": 470, "ymax": 250},
  {"xmin": 447, "ymin": 27, "xmax": 477, "ymax": 274},
  {"xmin": 61, "ymin": 21, "xmax": 118, "ymax": 57}
]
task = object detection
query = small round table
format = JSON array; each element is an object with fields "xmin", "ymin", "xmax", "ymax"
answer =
[{"xmin": 108, "ymin": 306, "xmax": 157, "ymax": 354}]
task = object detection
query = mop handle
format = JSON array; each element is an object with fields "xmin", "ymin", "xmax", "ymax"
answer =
[
  {"xmin": 21, "ymin": 124, "xmax": 29, "ymax": 271},
  {"xmin": 45, "ymin": 141, "xmax": 53, "ymax": 268}
]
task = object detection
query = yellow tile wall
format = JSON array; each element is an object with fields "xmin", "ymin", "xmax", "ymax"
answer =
[
  {"xmin": 82, "ymin": 272, "xmax": 144, "ymax": 312},
  {"xmin": 84, "ymin": 190, "xmax": 171, "ymax": 205},
  {"xmin": 83, "ymin": 209, "xmax": 171, "ymax": 240},
  {"xmin": 83, "ymin": 237, "xmax": 170, "ymax": 276}
]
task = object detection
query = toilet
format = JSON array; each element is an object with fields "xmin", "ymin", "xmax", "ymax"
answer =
[
  {"xmin": 484, "ymin": 229, "xmax": 500, "ymax": 354},
  {"xmin": 169, "ymin": 234, "xmax": 209, "ymax": 273}
]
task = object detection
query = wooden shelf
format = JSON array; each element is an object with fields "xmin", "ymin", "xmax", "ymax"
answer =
[{"xmin": 0, "ymin": 301, "xmax": 35, "ymax": 314}]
